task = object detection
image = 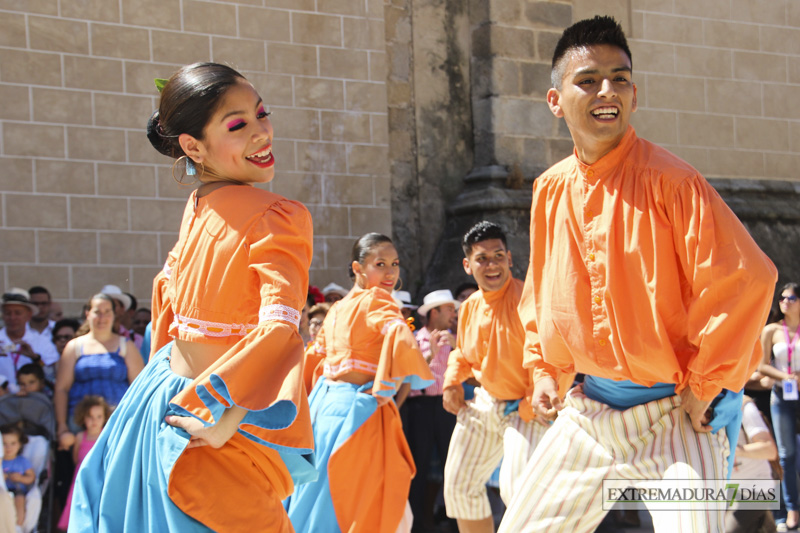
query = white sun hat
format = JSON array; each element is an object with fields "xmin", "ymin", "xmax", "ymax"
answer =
[
  {"xmin": 393, "ymin": 290, "xmax": 418, "ymax": 310},
  {"xmin": 417, "ymin": 289, "xmax": 460, "ymax": 317},
  {"xmin": 100, "ymin": 284, "xmax": 132, "ymax": 310},
  {"xmin": 321, "ymin": 283, "xmax": 349, "ymax": 298}
]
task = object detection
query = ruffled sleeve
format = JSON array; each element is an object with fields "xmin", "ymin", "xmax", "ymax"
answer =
[
  {"xmin": 167, "ymin": 200, "xmax": 314, "ymax": 454},
  {"xmin": 365, "ymin": 288, "xmax": 433, "ymax": 397}
]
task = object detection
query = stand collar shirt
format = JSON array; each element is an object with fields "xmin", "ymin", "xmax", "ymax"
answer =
[{"xmin": 520, "ymin": 126, "xmax": 777, "ymax": 401}]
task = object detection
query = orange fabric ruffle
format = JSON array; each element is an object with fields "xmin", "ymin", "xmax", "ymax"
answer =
[{"xmin": 327, "ymin": 401, "xmax": 414, "ymax": 533}]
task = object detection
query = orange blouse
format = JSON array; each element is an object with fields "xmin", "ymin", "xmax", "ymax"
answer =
[
  {"xmin": 521, "ymin": 126, "xmax": 777, "ymax": 402},
  {"xmin": 150, "ymin": 185, "xmax": 314, "ymax": 513},
  {"xmin": 308, "ymin": 287, "xmax": 433, "ymax": 395}
]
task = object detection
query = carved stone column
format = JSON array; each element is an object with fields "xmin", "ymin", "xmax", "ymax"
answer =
[
  {"xmin": 386, "ymin": 0, "xmax": 473, "ymax": 294},
  {"xmin": 418, "ymin": 0, "xmax": 574, "ymax": 294}
]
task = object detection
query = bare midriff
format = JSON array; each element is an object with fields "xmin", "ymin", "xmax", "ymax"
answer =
[
  {"xmin": 170, "ymin": 339, "xmax": 230, "ymax": 379},
  {"xmin": 326, "ymin": 370, "xmax": 374, "ymax": 386}
]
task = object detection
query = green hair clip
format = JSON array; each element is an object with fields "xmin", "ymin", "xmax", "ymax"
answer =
[{"xmin": 154, "ymin": 78, "xmax": 169, "ymax": 93}]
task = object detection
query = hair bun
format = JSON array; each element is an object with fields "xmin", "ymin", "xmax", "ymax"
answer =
[{"xmin": 146, "ymin": 110, "xmax": 175, "ymax": 158}]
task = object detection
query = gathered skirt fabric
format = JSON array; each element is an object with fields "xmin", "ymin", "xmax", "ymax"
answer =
[
  {"xmin": 285, "ymin": 377, "xmax": 414, "ymax": 533},
  {"xmin": 69, "ymin": 343, "xmax": 295, "ymax": 532}
]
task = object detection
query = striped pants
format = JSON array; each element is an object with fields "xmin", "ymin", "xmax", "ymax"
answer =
[
  {"xmin": 443, "ymin": 387, "xmax": 547, "ymax": 520},
  {"xmin": 498, "ymin": 386, "xmax": 729, "ymax": 533}
]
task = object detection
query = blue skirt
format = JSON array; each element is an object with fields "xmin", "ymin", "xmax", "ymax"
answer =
[
  {"xmin": 69, "ymin": 345, "xmax": 211, "ymax": 532},
  {"xmin": 285, "ymin": 378, "xmax": 377, "ymax": 532}
]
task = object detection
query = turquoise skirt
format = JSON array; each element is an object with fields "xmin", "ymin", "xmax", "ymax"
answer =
[
  {"xmin": 69, "ymin": 344, "xmax": 210, "ymax": 532},
  {"xmin": 285, "ymin": 378, "xmax": 377, "ymax": 532}
]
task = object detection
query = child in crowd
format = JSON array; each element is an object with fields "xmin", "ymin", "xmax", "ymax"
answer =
[
  {"xmin": 2, "ymin": 424, "xmax": 35, "ymax": 527},
  {"xmin": 58, "ymin": 396, "xmax": 111, "ymax": 531},
  {"xmin": 12, "ymin": 364, "xmax": 51, "ymax": 505},
  {"xmin": 16, "ymin": 364, "xmax": 47, "ymax": 397}
]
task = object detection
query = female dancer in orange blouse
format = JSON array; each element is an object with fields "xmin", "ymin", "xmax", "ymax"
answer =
[
  {"xmin": 71, "ymin": 63, "xmax": 314, "ymax": 532},
  {"xmin": 288, "ymin": 233, "xmax": 433, "ymax": 533}
]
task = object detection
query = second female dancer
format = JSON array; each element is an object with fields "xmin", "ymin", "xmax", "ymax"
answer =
[{"xmin": 287, "ymin": 233, "xmax": 433, "ymax": 533}]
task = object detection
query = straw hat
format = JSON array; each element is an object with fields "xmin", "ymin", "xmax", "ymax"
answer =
[{"xmin": 2, "ymin": 288, "xmax": 39, "ymax": 315}]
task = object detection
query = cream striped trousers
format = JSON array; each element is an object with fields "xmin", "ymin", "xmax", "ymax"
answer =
[
  {"xmin": 443, "ymin": 386, "xmax": 548, "ymax": 520},
  {"xmin": 498, "ymin": 385, "xmax": 729, "ymax": 533}
]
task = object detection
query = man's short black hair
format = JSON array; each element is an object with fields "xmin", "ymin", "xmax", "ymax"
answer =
[
  {"xmin": 28, "ymin": 286, "xmax": 50, "ymax": 299},
  {"xmin": 551, "ymin": 15, "xmax": 632, "ymax": 89},
  {"xmin": 17, "ymin": 363, "xmax": 45, "ymax": 382},
  {"xmin": 454, "ymin": 282, "xmax": 479, "ymax": 298},
  {"xmin": 462, "ymin": 221, "xmax": 507, "ymax": 257}
]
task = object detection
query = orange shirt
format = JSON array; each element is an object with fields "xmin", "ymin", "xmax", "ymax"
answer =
[
  {"xmin": 521, "ymin": 126, "xmax": 777, "ymax": 402},
  {"xmin": 151, "ymin": 184, "xmax": 314, "ymax": 469},
  {"xmin": 443, "ymin": 277, "xmax": 572, "ymax": 420},
  {"xmin": 311, "ymin": 287, "xmax": 433, "ymax": 395}
]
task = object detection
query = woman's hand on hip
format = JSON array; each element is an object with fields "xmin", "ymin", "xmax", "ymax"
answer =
[{"xmin": 166, "ymin": 405, "xmax": 247, "ymax": 449}]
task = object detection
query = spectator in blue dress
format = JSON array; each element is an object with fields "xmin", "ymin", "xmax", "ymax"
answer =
[{"xmin": 54, "ymin": 293, "xmax": 143, "ymax": 451}]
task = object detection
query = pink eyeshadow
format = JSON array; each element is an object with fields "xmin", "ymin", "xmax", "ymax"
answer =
[{"xmin": 227, "ymin": 119, "xmax": 245, "ymax": 129}]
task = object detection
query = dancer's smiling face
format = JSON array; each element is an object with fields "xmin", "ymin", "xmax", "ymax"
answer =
[
  {"xmin": 547, "ymin": 44, "xmax": 637, "ymax": 165},
  {"xmin": 179, "ymin": 79, "xmax": 275, "ymax": 185},
  {"xmin": 462, "ymin": 238, "xmax": 512, "ymax": 293},
  {"xmin": 353, "ymin": 242, "xmax": 400, "ymax": 293}
]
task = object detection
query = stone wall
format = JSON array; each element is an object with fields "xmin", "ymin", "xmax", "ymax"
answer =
[
  {"xmin": 385, "ymin": 0, "xmax": 473, "ymax": 294},
  {"xmin": 0, "ymin": 0, "xmax": 391, "ymax": 315},
  {"xmin": 399, "ymin": 0, "xmax": 800, "ymax": 298},
  {"xmin": 1, "ymin": 0, "xmax": 798, "ymax": 314},
  {"xmin": 601, "ymin": 0, "xmax": 800, "ymax": 182}
]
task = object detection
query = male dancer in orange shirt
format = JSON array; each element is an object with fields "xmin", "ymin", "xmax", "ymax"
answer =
[
  {"xmin": 441, "ymin": 221, "xmax": 571, "ymax": 533},
  {"xmin": 499, "ymin": 16, "xmax": 777, "ymax": 532}
]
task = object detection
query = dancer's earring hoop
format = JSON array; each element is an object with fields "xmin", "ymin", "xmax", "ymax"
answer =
[{"xmin": 172, "ymin": 156, "xmax": 202, "ymax": 185}]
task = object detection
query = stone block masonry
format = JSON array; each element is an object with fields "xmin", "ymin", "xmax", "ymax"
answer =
[{"xmin": 0, "ymin": 0, "xmax": 391, "ymax": 315}]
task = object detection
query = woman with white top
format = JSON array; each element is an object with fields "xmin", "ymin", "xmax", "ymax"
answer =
[{"xmin": 761, "ymin": 282, "xmax": 800, "ymax": 530}]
